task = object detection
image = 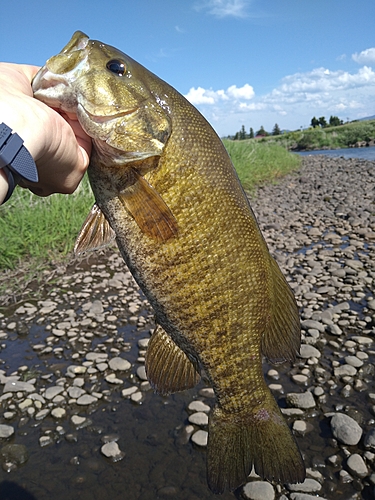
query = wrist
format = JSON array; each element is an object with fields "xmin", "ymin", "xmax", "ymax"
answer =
[{"xmin": 0, "ymin": 167, "xmax": 8, "ymax": 204}]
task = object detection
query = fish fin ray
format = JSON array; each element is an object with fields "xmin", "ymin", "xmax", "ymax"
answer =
[
  {"xmin": 207, "ymin": 395, "xmax": 305, "ymax": 493},
  {"xmin": 74, "ymin": 203, "xmax": 116, "ymax": 255},
  {"xmin": 145, "ymin": 325, "xmax": 200, "ymax": 396},
  {"xmin": 261, "ymin": 257, "xmax": 301, "ymax": 364},
  {"xmin": 119, "ymin": 170, "xmax": 178, "ymax": 243}
]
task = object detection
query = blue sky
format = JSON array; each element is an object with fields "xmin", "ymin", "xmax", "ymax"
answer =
[{"xmin": 2, "ymin": 0, "xmax": 375, "ymax": 136}]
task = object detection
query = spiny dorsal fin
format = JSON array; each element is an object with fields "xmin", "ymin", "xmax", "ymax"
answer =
[
  {"xmin": 119, "ymin": 170, "xmax": 178, "ymax": 243},
  {"xmin": 74, "ymin": 203, "xmax": 116, "ymax": 255},
  {"xmin": 145, "ymin": 325, "xmax": 200, "ymax": 396},
  {"xmin": 261, "ymin": 256, "xmax": 301, "ymax": 364}
]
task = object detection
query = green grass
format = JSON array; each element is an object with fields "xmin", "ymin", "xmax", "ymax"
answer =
[
  {"xmin": 255, "ymin": 119, "xmax": 375, "ymax": 151},
  {"xmin": 223, "ymin": 139, "xmax": 301, "ymax": 191},
  {"xmin": 0, "ymin": 175, "xmax": 94, "ymax": 270},
  {"xmin": 0, "ymin": 141, "xmax": 301, "ymax": 272}
]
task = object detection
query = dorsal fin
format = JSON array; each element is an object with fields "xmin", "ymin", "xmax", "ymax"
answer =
[
  {"xmin": 74, "ymin": 203, "xmax": 116, "ymax": 255},
  {"xmin": 261, "ymin": 257, "xmax": 301, "ymax": 364}
]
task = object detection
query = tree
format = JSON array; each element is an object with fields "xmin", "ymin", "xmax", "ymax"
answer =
[
  {"xmin": 256, "ymin": 126, "xmax": 267, "ymax": 137},
  {"xmin": 240, "ymin": 125, "xmax": 246, "ymax": 140},
  {"xmin": 272, "ymin": 123, "xmax": 281, "ymax": 136},
  {"xmin": 329, "ymin": 115, "xmax": 343, "ymax": 127},
  {"xmin": 318, "ymin": 116, "xmax": 328, "ymax": 128},
  {"xmin": 310, "ymin": 116, "xmax": 319, "ymax": 128},
  {"xmin": 249, "ymin": 127, "xmax": 254, "ymax": 139}
]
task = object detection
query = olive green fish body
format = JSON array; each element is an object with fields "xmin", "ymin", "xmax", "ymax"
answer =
[{"xmin": 33, "ymin": 32, "xmax": 305, "ymax": 493}]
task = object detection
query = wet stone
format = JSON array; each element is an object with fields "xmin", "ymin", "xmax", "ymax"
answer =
[
  {"xmin": 243, "ymin": 481, "xmax": 275, "ymax": 500},
  {"xmin": 0, "ymin": 425, "xmax": 14, "ymax": 439},
  {"xmin": 188, "ymin": 401, "xmax": 211, "ymax": 413},
  {"xmin": 286, "ymin": 391, "xmax": 316, "ymax": 409},
  {"xmin": 76, "ymin": 394, "xmax": 98, "ymax": 406},
  {"xmin": 191, "ymin": 430, "xmax": 208, "ymax": 447},
  {"xmin": 108, "ymin": 357, "xmax": 131, "ymax": 371},
  {"xmin": 0, "ymin": 444, "xmax": 28, "ymax": 465},
  {"xmin": 188, "ymin": 412, "xmax": 208, "ymax": 426},
  {"xmin": 287, "ymin": 478, "xmax": 322, "ymax": 493},
  {"xmin": 299, "ymin": 345, "xmax": 321, "ymax": 359},
  {"xmin": 100, "ymin": 442, "xmax": 125, "ymax": 462},
  {"xmin": 331, "ymin": 413, "xmax": 363, "ymax": 445},
  {"xmin": 346, "ymin": 453, "xmax": 368, "ymax": 478},
  {"xmin": 3, "ymin": 380, "xmax": 35, "ymax": 393}
]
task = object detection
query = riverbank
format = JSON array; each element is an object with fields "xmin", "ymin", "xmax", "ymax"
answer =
[{"xmin": 0, "ymin": 156, "xmax": 374, "ymax": 499}]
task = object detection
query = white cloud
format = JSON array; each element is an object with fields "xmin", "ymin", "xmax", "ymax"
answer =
[
  {"xmin": 184, "ymin": 83, "xmax": 254, "ymax": 105},
  {"xmin": 194, "ymin": 0, "xmax": 250, "ymax": 18},
  {"xmin": 352, "ymin": 48, "xmax": 375, "ymax": 65},
  {"xmin": 184, "ymin": 64, "xmax": 375, "ymax": 136}
]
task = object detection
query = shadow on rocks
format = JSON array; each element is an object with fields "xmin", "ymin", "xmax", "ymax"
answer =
[{"xmin": 0, "ymin": 480, "xmax": 37, "ymax": 500}]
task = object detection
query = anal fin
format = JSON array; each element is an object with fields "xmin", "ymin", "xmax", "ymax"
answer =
[
  {"xmin": 74, "ymin": 203, "xmax": 116, "ymax": 255},
  {"xmin": 145, "ymin": 325, "xmax": 200, "ymax": 396},
  {"xmin": 261, "ymin": 257, "xmax": 301, "ymax": 364},
  {"xmin": 119, "ymin": 169, "xmax": 178, "ymax": 243}
]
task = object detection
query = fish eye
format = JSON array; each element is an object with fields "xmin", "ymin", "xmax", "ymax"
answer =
[{"xmin": 106, "ymin": 59, "xmax": 126, "ymax": 76}]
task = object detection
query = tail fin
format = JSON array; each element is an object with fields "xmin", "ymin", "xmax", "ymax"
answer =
[{"xmin": 206, "ymin": 397, "xmax": 305, "ymax": 493}]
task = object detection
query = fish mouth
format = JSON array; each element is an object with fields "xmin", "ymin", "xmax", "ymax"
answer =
[{"xmin": 80, "ymin": 105, "xmax": 139, "ymax": 123}]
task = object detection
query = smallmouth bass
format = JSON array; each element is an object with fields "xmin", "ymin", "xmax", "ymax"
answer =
[{"xmin": 33, "ymin": 31, "xmax": 305, "ymax": 493}]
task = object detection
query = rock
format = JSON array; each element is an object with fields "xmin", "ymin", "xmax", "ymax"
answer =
[
  {"xmin": 51, "ymin": 407, "xmax": 66, "ymax": 419},
  {"xmin": 68, "ymin": 386, "xmax": 86, "ymax": 399},
  {"xmin": 287, "ymin": 478, "xmax": 322, "ymax": 493},
  {"xmin": 108, "ymin": 357, "xmax": 131, "ymax": 371},
  {"xmin": 290, "ymin": 495, "xmax": 328, "ymax": 500},
  {"xmin": 71, "ymin": 415, "xmax": 87, "ymax": 426},
  {"xmin": 330, "ymin": 413, "xmax": 362, "ymax": 445},
  {"xmin": 76, "ymin": 394, "xmax": 98, "ymax": 405},
  {"xmin": 364, "ymin": 429, "xmax": 375, "ymax": 449},
  {"xmin": 286, "ymin": 391, "xmax": 316, "ymax": 409},
  {"xmin": 346, "ymin": 453, "xmax": 368, "ymax": 477},
  {"xmin": 3, "ymin": 380, "xmax": 35, "ymax": 393},
  {"xmin": 334, "ymin": 364, "xmax": 357, "ymax": 377},
  {"xmin": 301, "ymin": 320, "xmax": 325, "ymax": 333},
  {"xmin": 100, "ymin": 442, "xmax": 125, "ymax": 462},
  {"xmin": 188, "ymin": 412, "xmax": 209, "ymax": 426},
  {"xmin": 299, "ymin": 345, "xmax": 321, "ymax": 359},
  {"xmin": 0, "ymin": 425, "xmax": 14, "ymax": 439},
  {"xmin": 0, "ymin": 444, "xmax": 28, "ymax": 465},
  {"xmin": 44, "ymin": 386, "xmax": 65, "ymax": 400},
  {"xmin": 136, "ymin": 366, "xmax": 148, "ymax": 381},
  {"xmin": 243, "ymin": 481, "xmax": 275, "ymax": 500},
  {"xmin": 344, "ymin": 355, "xmax": 363, "ymax": 368},
  {"xmin": 191, "ymin": 430, "xmax": 208, "ymax": 447},
  {"xmin": 188, "ymin": 401, "xmax": 211, "ymax": 413}
]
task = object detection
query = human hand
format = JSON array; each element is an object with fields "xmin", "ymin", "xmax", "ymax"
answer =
[{"xmin": 0, "ymin": 62, "xmax": 92, "ymax": 199}]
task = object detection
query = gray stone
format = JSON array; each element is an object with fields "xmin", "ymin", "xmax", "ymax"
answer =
[
  {"xmin": 76, "ymin": 394, "xmax": 98, "ymax": 405},
  {"xmin": 243, "ymin": 481, "xmax": 275, "ymax": 500},
  {"xmin": 286, "ymin": 391, "xmax": 316, "ymax": 409},
  {"xmin": 346, "ymin": 453, "xmax": 368, "ymax": 477},
  {"xmin": 101, "ymin": 442, "xmax": 125, "ymax": 462},
  {"xmin": 331, "ymin": 413, "xmax": 362, "ymax": 445},
  {"xmin": 51, "ymin": 407, "xmax": 66, "ymax": 419},
  {"xmin": 344, "ymin": 355, "xmax": 363, "ymax": 368},
  {"xmin": 287, "ymin": 478, "xmax": 322, "ymax": 493},
  {"xmin": 290, "ymin": 495, "xmax": 328, "ymax": 500},
  {"xmin": 3, "ymin": 380, "xmax": 35, "ymax": 393},
  {"xmin": 191, "ymin": 430, "xmax": 208, "ymax": 447},
  {"xmin": 188, "ymin": 401, "xmax": 211, "ymax": 413},
  {"xmin": 0, "ymin": 444, "xmax": 28, "ymax": 465},
  {"xmin": 0, "ymin": 425, "xmax": 14, "ymax": 438},
  {"xmin": 108, "ymin": 357, "xmax": 131, "ymax": 371},
  {"xmin": 44, "ymin": 386, "xmax": 64, "ymax": 400},
  {"xmin": 136, "ymin": 366, "xmax": 148, "ymax": 381},
  {"xmin": 301, "ymin": 320, "xmax": 325, "ymax": 333},
  {"xmin": 188, "ymin": 412, "xmax": 209, "ymax": 426},
  {"xmin": 364, "ymin": 429, "xmax": 375, "ymax": 449},
  {"xmin": 334, "ymin": 364, "xmax": 357, "ymax": 377},
  {"xmin": 299, "ymin": 345, "xmax": 321, "ymax": 359},
  {"xmin": 68, "ymin": 386, "xmax": 86, "ymax": 399}
]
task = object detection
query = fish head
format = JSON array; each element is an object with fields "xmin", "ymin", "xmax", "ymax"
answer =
[{"xmin": 32, "ymin": 31, "xmax": 172, "ymax": 163}]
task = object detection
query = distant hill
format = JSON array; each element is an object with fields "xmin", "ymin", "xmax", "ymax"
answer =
[{"xmin": 357, "ymin": 115, "xmax": 375, "ymax": 122}]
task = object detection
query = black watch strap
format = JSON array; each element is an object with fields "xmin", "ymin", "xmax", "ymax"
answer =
[{"xmin": 0, "ymin": 122, "xmax": 39, "ymax": 203}]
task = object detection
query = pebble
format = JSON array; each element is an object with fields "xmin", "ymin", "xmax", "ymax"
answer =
[
  {"xmin": 0, "ymin": 425, "xmax": 14, "ymax": 439},
  {"xmin": 76, "ymin": 395, "xmax": 98, "ymax": 406},
  {"xmin": 136, "ymin": 366, "xmax": 148, "ymax": 381},
  {"xmin": 346, "ymin": 453, "xmax": 368, "ymax": 477},
  {"xmin": 108, "ymin": 357, "xmax": 131, "ymax": 371},
  {"xmin": 100, "ymin": 442, "xmax": 125, "ymax": 462},
  {"xmin": 191, "ymin": 430, "xmax": 208, "ymax": 447},
  {"xmin": 287, "ymin": 478, "xmax": 322, "ymax": 493},
  {"xmin": 51, "ymin": 407, "xmax": 66, "ymax": 419},
  {"xmin": 3, "ymin": 381, "xmax": 35, "ymax": 393},
  {"xmin": 188, "ymin": 401, "xmax": 211, "ymax": 413},
  {"xmin": 330, "ymin": 413, "xmax": 363, "ymax": 445},
  {"xmin": 243, "ymin": 481, "xmax": 275, "ymax": 500},
  {"xmin": 286, "ymin": 391, "xmax": 316, "ymax": 409},
  {"xmin": 299, "ymin": 345, "xmax": 321, "ymax": 359},
  {"xmin": 188, "ymin": 412, "xmax": 209, "ymax": 426}
]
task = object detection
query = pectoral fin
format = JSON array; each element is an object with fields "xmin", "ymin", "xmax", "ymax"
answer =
[
  {"xmin": 74, "ymin": 203, "xmax": 116, "ymax": 255},
  {"xmin": 145, "ymin": 325, "xmax": 200, "ymax": 396},
  {"xmin": 261, "ymin": 257, "xmax": 301, "ymax": 364},
  {"xmin": 119, "ymin": 170, "xmax": 178, "ymax": 243}
]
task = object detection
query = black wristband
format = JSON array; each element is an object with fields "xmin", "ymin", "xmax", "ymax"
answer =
[{"xmin": 0, "ymin": 122, "xmax": 38, "ymax": 203}]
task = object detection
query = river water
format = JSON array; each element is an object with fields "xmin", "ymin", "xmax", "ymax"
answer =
[{"xmin": 297, "ymin": 145, "xmax": 375, "ymax": 161}]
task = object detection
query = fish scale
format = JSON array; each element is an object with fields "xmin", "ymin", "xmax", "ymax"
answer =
[{"xmin": 32, "ymin": 30, "xmax": 305, "ymax": 493}]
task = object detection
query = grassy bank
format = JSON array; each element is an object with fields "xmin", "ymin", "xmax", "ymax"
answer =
[
  {"xmin": 0, "ymin": 141, "xmax": 301, "ymax": 272},
  {"xmin": 255, "ymin": 119, "xmax": 375, "ymax": 151}
]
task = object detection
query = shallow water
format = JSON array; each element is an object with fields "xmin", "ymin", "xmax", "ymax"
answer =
[{"xmin": 297, "ymin": 145, "xmax": 375, "ymax": 161}]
